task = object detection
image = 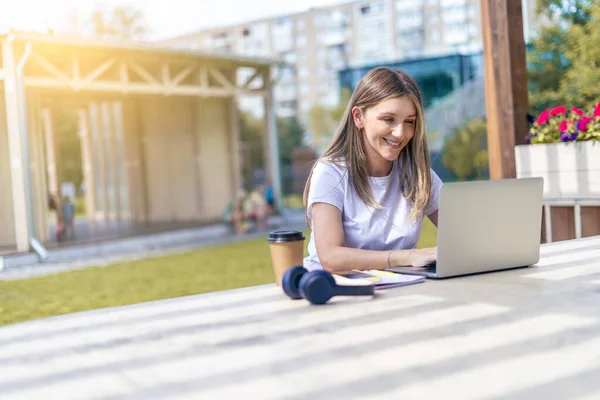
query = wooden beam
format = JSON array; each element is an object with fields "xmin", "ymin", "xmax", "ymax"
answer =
[
  {"xmin": 31, "ymin": 53, "xmax": 74, "ymax": 88},
  {"xmin": 262, "ymin": 68, "xmax": 283, "ymax": 212},
  {"xmin": 81, "ymin": 59, "xmax": 116, "ymax": 87},
  {"xmin": 229, "ymin": 95, "xmax": 242, "ymax": 196},
  {"xmin": 42, "ymin": 108, "xmax": 63, "ymax": 235},
  {"xmin": 72, "ymin": 57, "xmax": 80, "ymax": 84},
  {"xmin": 23, "ymin": 77, "xmax": 245, "ymax": 97},
  {"xmin": 78, "ymin": 107, "xmax": 96, "ymax": 221},
  {"xmin": 480, "ymin": 0, "xmax": 529, "ymax": 180},
  {"xmin": 129, "ymin": 62, "xmax": 159, "ymax": 84},
  {"xmin": 171, "ymin": 65, "xmax": 194, "ymax": 86},
  {"xmin": 242, "ymin": 70, "xmax": 261, "ymax": 89},
  {"xmin": 2, "ymin": 39, "xmax": 30, "ymax": 251},
  {"xmin": 209, "ymin": 67, "xmax": 235, "ymax": 94}
]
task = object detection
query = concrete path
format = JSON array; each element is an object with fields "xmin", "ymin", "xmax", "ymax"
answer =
[{"xmin": 0, "ymin": 209, "xmax": 306, "ymax": 280}]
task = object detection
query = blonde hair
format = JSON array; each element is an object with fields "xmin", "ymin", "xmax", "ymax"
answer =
[{"xmin": 303, "ymin": 67, "xmax": 432, "ymax": 229}]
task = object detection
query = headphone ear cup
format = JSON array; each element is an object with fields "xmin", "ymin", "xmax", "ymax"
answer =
[
  {"xmin": 299, "ymin": 270, "xmax": 335, "ymax": 305},
  {"xmin": 281, "ymin": 265, "xmax": 307, "ymax": 300}
]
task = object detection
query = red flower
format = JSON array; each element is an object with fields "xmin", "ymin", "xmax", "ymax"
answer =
[
  {"xmin": 537, "ymin": 109, "xmax": 549, "ymax": 124},
  {"xmin": 578, "ymin": 117, "xmax": 592, "ymax": 132},
  {"xmin": 550, "ymin": 106, "xmax": 567, "ymax": 116},
  {"xmin": 572, "ymin": 107, "xmax": 584, "ymax": 116},
  {"xmin": 559, "ymin": 120, "xmax": 569, "ymax": 132},
  {"xmin": 594, "ymin": 102, "xmax": 600, "ymax": 117}
]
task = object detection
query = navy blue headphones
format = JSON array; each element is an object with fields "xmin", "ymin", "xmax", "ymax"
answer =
[{"xmin": 281, "ymin": 265, "xmax": 375, "ymax": 305}]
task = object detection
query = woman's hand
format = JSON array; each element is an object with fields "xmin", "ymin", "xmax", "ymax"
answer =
[
  {"xmin": 409, "ymin": 247, "xmax": 437, "ymax": 267},
  {"xmin": 391, "ymin": 247, "xmax": 437, "ymax": 268}
]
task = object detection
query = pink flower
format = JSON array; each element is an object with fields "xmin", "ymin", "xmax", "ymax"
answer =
[
  {"xmin": 537, "ymin": 109, "xmax": 549, "ymax": 124},
  {"xmin": 594, "ymin": 103, "xmax": 600, "ymax": 117},
  {"xmin": 550, "ymin": 106, "xmax": 567, "ymax": 116},
  {"xmin": 572, "ymin": 107, "xmax": 584, "ymax": 116},
  {"xmin": 578, "ymin": 116, "xmax": 592, "ymax": 132},
  {"xmin": 559, "ymin": 120, "xmax": 569, "ymax": 132}
]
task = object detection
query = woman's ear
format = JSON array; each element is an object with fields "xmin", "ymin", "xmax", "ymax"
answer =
[{"xmin": 351, "ymin": 106, "xmax": 363, "ymax": 129}]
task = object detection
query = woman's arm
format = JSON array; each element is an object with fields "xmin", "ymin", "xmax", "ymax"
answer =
[{"xmin": 312, "ymin": 203, "xmax": 436, "ymax": 273}]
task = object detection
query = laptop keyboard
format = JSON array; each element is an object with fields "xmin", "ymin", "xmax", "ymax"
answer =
[{"xmin": 422, "ymin": 261, "xmax": 437, "ymax": 271}]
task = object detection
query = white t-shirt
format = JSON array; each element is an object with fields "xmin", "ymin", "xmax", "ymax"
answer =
[{"xmin": 303, "ymin": 159, "xmax": 443, "ymax": 271}]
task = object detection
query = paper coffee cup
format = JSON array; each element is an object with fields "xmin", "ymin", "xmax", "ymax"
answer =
[{"xmin": 267, "ymin": 230, "xmax": 305, "ymax": 286}]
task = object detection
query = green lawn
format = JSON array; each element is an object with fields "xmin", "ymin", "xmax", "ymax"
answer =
[{"xmin": 0, "ymin": 219, "xmax": 437, "ymax": 327}]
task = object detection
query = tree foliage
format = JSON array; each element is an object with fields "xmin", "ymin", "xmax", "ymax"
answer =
[
  {"xmin": 527, "ymin": 0, "xmax": 599, "ymax": 113},
  {"xmin": 239, "ymin": 111, "xmax": 305, "ymax": 189},
  {"xmin": 442, "ymin": 118, "xmax": 488, "ymax": 181},
  {"xmin": 65, "ymin": 5, "xmax": 150, "ymax": 40},
  {"xmin": 308, "ymin": 87, "xmax": 352, "ymax": 149},
  {"xmin": 56, "ymin": 109, "xmax": 83, "ymax": 189}
]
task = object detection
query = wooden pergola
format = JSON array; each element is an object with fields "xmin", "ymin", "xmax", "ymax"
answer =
[
  {"xmin": 0, "ymin": 32, "xmax": 283, "ymax": 255},
  {"xmin": 481, "ymin": 0, "xmax": 550, "ymax": 239},
  {"xmin": 481, "ymin": 0, "xmax": 529, "ymax": 180}
]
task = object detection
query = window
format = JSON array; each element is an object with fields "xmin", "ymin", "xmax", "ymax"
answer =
[
  {"xmin": 370, "ymin": 1, "xmax": 385, "ymax": 13},
  {"xmin": 427, "ymin": 11, "xmax": 439, "ymax": 24},
  {"xmin": 428, "ymin": 29, "xmax": 441, "ymax": 42},
  {"xmin": 441, "ymin": 0, "xmax": 466, "ymax": 6},
  {"xmin": 398, "ymin": 28, "xmax": 424, "ymax": 44},
  {"xmin": 298, "ymin": 67, "xmax": 310, "ymax": 78},
  {"xmin": 396, "ymin": 0, "xmax": 423, "ymax": 11},
  {"xmin": 301, "ymin": 99, "xmax": 312, "ymax": 111},
  {"xmin": 300, "ymin": 84, "xmax": 310, "ymax": 95},
  {"xmin": 296, "ymin": 35, "xmax": 306, "ymax": 47}
]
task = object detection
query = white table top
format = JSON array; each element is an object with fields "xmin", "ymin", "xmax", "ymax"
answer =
[{"xmin": 1, "ymin": 236, "xmax": 600, "ymax": 399}]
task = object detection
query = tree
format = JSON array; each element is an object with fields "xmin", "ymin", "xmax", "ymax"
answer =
[
  {"xmin": 56, "ymin": 108, "xmax": 83, "ymax": 189},
  {"xmin": 559, "ymin": 4, "xmax": 600, "ymax": 108},
  {"xmin": 64, "ymin": 5, "xmax": 150, "ymax": 41},
  {"xmin": 277, "ymin": 116, "xmax": 305, "ymax": 166},
  {"xmin": 527, "ymin": 0, "xmax": 598, "ymax": 114},
  {"xmin": 442, "ymin": 118, "xmax": 488, "ymax": 181},
  {"xmin": 239, "ymin": 111, "xmax": 306, "ymax": 189},
  {"xmin": 89, "ymin": 6, "xmax": 150, "ymax": 41},
  {"xmin": 239, "ymin": 111, "xmax": 265, "ymax": 187},
  {"xmin": 308, "ymin": 87, "xmax": 351, "ymax": 149}
]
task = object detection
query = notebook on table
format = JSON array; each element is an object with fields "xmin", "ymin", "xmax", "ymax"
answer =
[{"xmin": 337, "ymin": 270, "xmax": 425, "ymax": 289}]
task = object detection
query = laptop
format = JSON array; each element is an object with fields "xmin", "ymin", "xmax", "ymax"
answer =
[{"xmin": 387, "ymin": 177, "xmax": 544, "ymax": 279}]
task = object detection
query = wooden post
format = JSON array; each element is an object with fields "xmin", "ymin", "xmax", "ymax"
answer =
[
  {"xmin": 2, "ymin": 39, "xmax": 29, "ymax": 251},
  {"xmin": 107, "ymin": 102, "xmax": 121, "ymax": 220},
  {"xmin": 78, "ymin": 107, "xmax": 96, "ymax": 222},
  {"xmin": 42, "ymin": 108, "xmax": 62, "ymax": 233},
  {"xmin": 89, "ymin": 102, "xmax": 109, "ymax": 221},
  {"xmin": 480, "ymin": 0, "xmax": 529, "ymax": 180},
  {"xmin": 229, "ymin": 95, "xmax": 242, "ymax": 196},
  {"xmin": 263, "ymin": 68, "xmax": 283, "ymax": 212}
]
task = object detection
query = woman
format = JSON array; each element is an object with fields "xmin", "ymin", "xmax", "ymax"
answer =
[{"xmin": 303, "ymin": 67, "xmax": 441, "ymax": 273}]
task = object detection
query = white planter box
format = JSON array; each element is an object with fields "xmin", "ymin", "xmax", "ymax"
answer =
[{"xmin": 515, "ymin": 141, "xmax": 600, "ymax": 201}]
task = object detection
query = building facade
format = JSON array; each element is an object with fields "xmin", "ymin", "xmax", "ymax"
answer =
[
  {"xmin": 339, "ymin": 52, "xmax": 484, "ymax": 109},
  {"xmin": 160, "ymin": 0, "xmax": 539, "ymax": 125}
]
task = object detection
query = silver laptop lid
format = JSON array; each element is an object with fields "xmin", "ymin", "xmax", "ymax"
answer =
[{"xmin": 436, "ymin": 177, "xmax": 544, "ymax": 278}]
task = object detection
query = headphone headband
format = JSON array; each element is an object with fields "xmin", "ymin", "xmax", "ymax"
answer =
[{"xmin": 282, "ymin": 266, "xmax": 375, "ymax": 305}]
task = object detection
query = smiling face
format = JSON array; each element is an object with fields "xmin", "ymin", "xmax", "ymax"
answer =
[{"xmin": 352, "ymin": 96, "xmax": 417, "ymax": 176}]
